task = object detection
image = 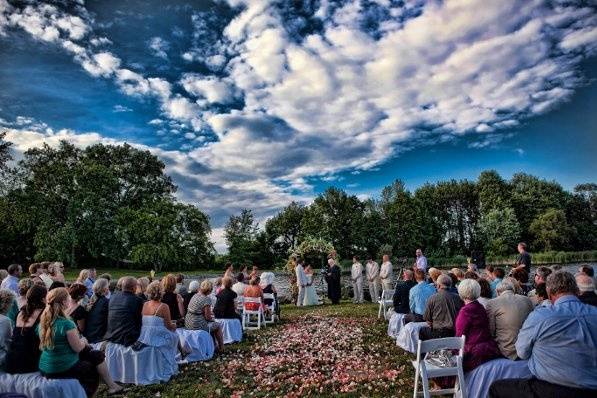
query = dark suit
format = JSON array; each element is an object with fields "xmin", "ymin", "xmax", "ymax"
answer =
[
  {"xmin": 393, "ymin": 280, "xmax": 417, "ymax": 314},
  {"xmin": 104, "ymin": 291, "xmax": 143, "ymax": 346},
  {"xmin": 83, "ymin": 295, "xmax": 109, "ymax": 344},
  {"xmin": 325, "ymin": 265, "xmax": 341, "ymax": 304}
]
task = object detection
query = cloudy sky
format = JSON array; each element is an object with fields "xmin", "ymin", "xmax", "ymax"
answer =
[{"xmin": 1, "ymin": 0, "xmax": 596, "ymax": 251}]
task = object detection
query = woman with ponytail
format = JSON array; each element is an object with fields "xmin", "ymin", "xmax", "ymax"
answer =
[
  {"xmin": 38, "ymin": 287, "xmax": 124, "ymax": 397},
  {"xmin": 6, "ymin": 284, "xmax": 46, "ymax": 373}
]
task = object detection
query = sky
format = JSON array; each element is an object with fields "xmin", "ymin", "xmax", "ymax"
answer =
[{"xmin": 0, "ymin": 0, "xmax": 596, "ymax": 252}]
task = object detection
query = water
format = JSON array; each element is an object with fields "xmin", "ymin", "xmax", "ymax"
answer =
[{"xmin": 184, "ymin": 262, "xmax": 594, "ymax": 303}]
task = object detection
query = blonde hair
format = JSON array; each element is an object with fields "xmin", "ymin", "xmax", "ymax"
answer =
[
  {"xmin": 86, "ymin": 278, "xmax": 109, "ymax": 311},
  {"xmin": 428, "ymin": 268, "xmax": 442, "ymax": 282},
  {"xmin": 451, "ymin": 268, "xmax": 465, "ymax": 279},
  {"xmin": 137, "ymin": 277, "xmax": 150, "ymax": 294},
  {"xmin": 161, "ymin": 274, "xmax": 177, "ymax": 294},
  {"xmin": 0, "ymin": 289, "xmax": 16, "ymax": 315},
  {"xmin": 39, "ymin": 288, "xmax": 69, "ymax": 350},
  {"xmin": 47, "ymin": 262, "xmax": 63, "ymax": 276},
  {"xmin": 146, "ymin": 281, "xmax": 162, "ymax": 301},
  {"xmin": 200, "ymin": 280, "xmax": 213, "ymax": 295},
  {"xmin": 76, "ymin": 269, "xmax": 90, "ymax": 284}
]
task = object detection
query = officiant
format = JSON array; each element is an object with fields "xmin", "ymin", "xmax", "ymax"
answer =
[{"xmin": 325, "ymin": 258, "xmax": 341, "ymax": 304}]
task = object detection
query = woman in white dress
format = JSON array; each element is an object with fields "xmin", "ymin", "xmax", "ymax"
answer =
[{"xmin": 303, "ymin": 266, "xmax": 320, "ymax": 306}]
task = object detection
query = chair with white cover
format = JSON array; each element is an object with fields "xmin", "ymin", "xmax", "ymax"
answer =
[
  {"xmin": 396, "ymin": 321, "xmax": 431, "ymax": 353},
  {"xmin": 176, "ymin": 328, "xmax": 215, "ymax": 362},
  {"xmin": 462, "ymin": 358, "xmax": 531, "ymax": 398},
  {"xmin": 263, "ymin": 293, "xmax": 277, "ymax": 324},
  {"xmin": 214, "ymin": 318, "xmax": 243, "ymax": 344},
  {"xmin": 236, "ymin": 296, "xmax": 244, "ymax": 313},
  {"xmin": 387, "ymin": 312, "xmax": 406, "ymax": 338},
  {"xmin": 242, "ymin": 297, "xmax": 265, "ymax": 330},
  {"xmin": 0, "ymin": 372, "xmax": 86, "ymax": 398},
  {"xmin": 411, "ymin": 336, "xmax": 466, "ymax": 398},
  {"xmin": 378, "ymin": 289, "xmax": 395, "ymax": 319}
]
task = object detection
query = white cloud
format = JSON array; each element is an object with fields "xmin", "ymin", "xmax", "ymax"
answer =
[
  {"xmin": 113, "ymin": 105, "xmax": 132, "ymax": 113},
  {"xmin": 81, "ymin": 51, "xmax": 121, "ymax": 77},
  {"xmin": 181, "ymin": 74, "xmax": 236, "ymax": 104},
  {"xmin": 148, "ymin": 36, "xmax": 169, "ymax": 59}
]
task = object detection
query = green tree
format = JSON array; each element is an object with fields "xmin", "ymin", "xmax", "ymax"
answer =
[
  {"xmin": 479, "ymin": 207, "xmax": 521, "ymax": 256},
  {"xmin": 477, "ymin": 170, "xmax": 511, "ymax": 214},
  {"xmin": 529, "ymin": 208, "xmax": 575, "ymax": 251},
  {"xmin": 264, "ymin": 201, "xmax": 306, "ymax": 261},
  {"xmin": 224, "ymin": 209, "xmax": 259, "ymax": 265},
  {"xmin": 379, "ymin": 180, "xmax": 420, "ymax": 257}
]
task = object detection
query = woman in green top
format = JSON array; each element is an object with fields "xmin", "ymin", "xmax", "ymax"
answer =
[{"xmin": 39, "ymin": 287, "xmax": 124, "ymax": 397}]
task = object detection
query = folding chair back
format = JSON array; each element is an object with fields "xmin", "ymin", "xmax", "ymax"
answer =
[
  {"xmin": 378, "ymin": 289, "xmax": 395, "ymax": 319},
  {"xmin": 262, "ymin": 293, "xmax": 277, "ymax": 324},
  {"xmin": 242, "ymin": 297, "xmax": 264, "ymax": 330}
]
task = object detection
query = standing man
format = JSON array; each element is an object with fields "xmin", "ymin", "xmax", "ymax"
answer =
[
  {"xmin": 380, "ymin": 254, "xmax": 393, "ymax": 292},
  {"xmin": 414, "ymin": 249, "xmax": 428, "ymax": 272},
  {"xmin": 366, "ymin": 256, "xmax": 381, "ymax": 302},
  {"xmin": 325, "ymin": 258, "xmax": 341, "ymax": 305},
  {"xmin": 84, "ymin": 268, "xmax": 96, "ymax": 297},
  {"xmin": 514, "ymin": 242, "xmax": 532, "ymax": 274},
  {"xmin": 0, "ymin": 264, "xmax": 22, "ymax": 294},
  {"xmin": 351, "ymin": 256, "xmax": 364, "ymax": 304},
  {"xmin": 295, "ymin": 258, "xmax": 308, "ymax": 307}
]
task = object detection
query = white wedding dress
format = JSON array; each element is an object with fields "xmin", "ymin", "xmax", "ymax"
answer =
[{"xmin": 303, "ymin": 274, "xmax": 320, "ymax": 306}]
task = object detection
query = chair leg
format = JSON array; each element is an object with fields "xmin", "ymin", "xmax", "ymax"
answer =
[
  {"xmin": 420, "ymin": 366, "xmax": 431, "ymax": 398},
  {"xmin": 457, "ymin": 365, "xmax": 466, "ymax": 398},
  {"xmin": 413, "ymin": 365, "xmax": 419, "ymax": 398}
]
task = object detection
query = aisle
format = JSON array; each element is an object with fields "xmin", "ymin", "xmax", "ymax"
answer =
[{"xmin": 100, "ymin": 303, "xmax": 415, "ymax": 398}]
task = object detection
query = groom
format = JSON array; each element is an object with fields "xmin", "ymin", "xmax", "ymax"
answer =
[
  {"xmin": 295, "ymin": 258, "xmax": 308, "ymax": 306},
  {"xmin": 325, "ymin": 258, "xmax": 341, "ymax": 305}
]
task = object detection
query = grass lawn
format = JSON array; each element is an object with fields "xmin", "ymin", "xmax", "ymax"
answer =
[{"xmin": 97, "ymin": 302, "xmax": 415, "ymax": 397}]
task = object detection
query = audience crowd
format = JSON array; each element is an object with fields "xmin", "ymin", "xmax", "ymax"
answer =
[{"xmin": 0, "ymin": 261, "xmax": 274, "ymax": 397}]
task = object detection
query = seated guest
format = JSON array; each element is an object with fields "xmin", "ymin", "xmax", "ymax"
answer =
[
  {"xmin": 1, "ymin": 264, "xmax": 22, "ymax": 294},
  {"xmin": 534, "ymin": 283, "xmax": 550, "ymax": 307},
  {"xmin": 213, "ymin": 277, "xmax": 223, "ymax": 296},
  {"xmin": 528, "ymin": 266, "xmax": 552, "ymax": 300},
  {"xmin": 450, "ymin": 268, "xmax": 465, "ymax": 285},
  {"xmin": 214, "ymin": 277, "xmax": 241, "ymax": 321},
  {"xmin": 404, "ymin": 269, "xmax": 436, "ymax": 324},
  {"xmin": 0, "ymin": 289, "xmax": 15, "ymax": 370},
  {"xmin": 16, "ymin": 278, "xmax": 33, "ymax": 309},
  {"xmin": 576, "ymin": 274, "xmax": 596, "ymax": 306},
  {"xmin": 250, "ymin": 265, "xmax": 259, "ymax": 280},
  {"xmin": 141, "ymin": 282, "xmax": 188, "ymax": 360},
  {"xmin": 47, "ymin": 262, "xmax": 66, "ymax": 285},
  {"xmin": 243, "ymin": 277, "xmax": 264, "ymax": 311},
  {"xmin": 161, "ymin": 274, "xmax": 185, "ymax": 325},
  {"xmin": 136, "ymin": 277, "xmax": 149, "ymax": 301},
  {"xmin": 232, "ymin": 273, "xmax": 247, "ymax": 297},
  {"xmin": 0, "ymin": 270, "xmax": 7, "ymax": 286},
  {"xmin": 420, "ymin": 274, "xmax": 463, "ymax": 340},
  {"xmin": 223, "ymin": 263, "xmax": 234, "ymax": 281},
  {"xmin": 38, "ymin": 288, "xmax": 123, "ymax": 397},
  {"xmin": 455, "ymin": 279, "xmax": 501, "ymax": 371},
  {"xmin": 260, "ymin": 272, "xmax": 280, "ymax": 316},
  {"xmin": 476, "ymin": 278, "xmax": 492, "ymax": 308},
  {"xmin": 428, "ymin": 267, "xmax": 442, "ymax": 284},
  {"xmin": 186, "ymin": 280, "xmax": 224, "ymax": 352},
  {"xmin": 578, "ymin": 264, "xmax": 594, "ymax": 278},
  {"xmin": 5, "ymin": 284, "xmax": 46, "ymax": 373},
  {"xmin": 486, "ymin": 280, "xmax": 534, "ymax": 360},
  {"xmin": 28, "ymin": 263, "xmax": 44, "ymax": 285},
  {"xmin": 511, "ymin": 268, "xmax": 531, "ymax": 294},
  {"xmin": 183, "ymin": 280, "xmax": 199, "ymax": 311},
  {"xmin": 392, "ymin": 270, "xmax": 416, "ymax": 314},
  {"xmin": 66, "ymin": 283, "xmax": 88, "ymax": 333},
  {"xmin": 489, "ymin": 271, "xmax": 597, "ymax": 397},
  {"xmin": 447, "ymin": 273, "xmax": 459, "ymax": 294},
  {"xmin": 75, "ymin": 269, "xmax": 90, "ymax": 292},
  {"xmin": 84, "ymin": 268, "xmax": 96, "ymax": 298},
  {"xmin": 464, "ymin": 270, "xmax": 478, "ymax": 280},
  {"xmin": 489, "ymin": 267, "xmax": 505, "ymax": 297},
  {"xmin": 83, "ymin": 278, "xmax": 110, "ymax": 344},
  {"xmin": 175, "ymin": 273, "xmax": 187, "ymax": 296},
  {"xmin": 104, "ymin": 277, "xmax": 143, "ymax": 346}
]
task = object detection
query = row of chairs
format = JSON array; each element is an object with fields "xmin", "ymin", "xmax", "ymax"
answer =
[{"xmin": 235, "ymin": 293, "xmax": 278, "ymax": 330}]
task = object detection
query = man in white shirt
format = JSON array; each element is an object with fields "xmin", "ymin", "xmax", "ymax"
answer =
[
  {"xmin": 414, "ymin": 249, "xmax": 428, "ymax": 272},
  {"xmin": 380, "ymin": 254, "xmax": 393, "ymax": 292},
  {"xmin": 295, "ymin": 259, "xmax": 308, "ymax": 306},
  {"xmin": 366, "ymin": 256, "xmax": 381, "ymax": 302},
  {"xmin": 351, "ymin": 256, "xmax": 364, "ymax": 304},
  {"xmin": 232, "ymin": 273, "xmax": 248, "ymax": 297},
  {"xmin": 0, "ymin": 264, "xmax": 22, "ymax": 294}
]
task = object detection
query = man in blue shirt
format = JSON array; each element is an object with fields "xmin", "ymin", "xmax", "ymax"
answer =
[
  {"xmin": 489, "ymin": 267, "xmax": 505, "ymax": 298},
  {"xmin": 489, "ymin": 271, "xmax": 597, "ymax": 398},
  {"xmin": 404, "ymin": 269, "xmax": 436, "ymax": 324},
  {"xmin": 0, "ymin": 264, "xmax": 22, "ymax": 294},
  {"xmin": 84, "ymin": 268, "xmax": 96, "ymax": 297}
]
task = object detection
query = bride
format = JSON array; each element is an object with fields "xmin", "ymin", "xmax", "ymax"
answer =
[{"xmin": 303, "ymin": 265, "xmax": 320, "ymax": 306}]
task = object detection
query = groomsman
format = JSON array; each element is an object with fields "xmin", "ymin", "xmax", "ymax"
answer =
[
  {"xmin": 295, "ymin": 258, "xmax": 308, "ymax": 306},
  {"xmin": 366, "ymin": 256, "xmax": 381, "ymax": 302},
  {"xmin": 351, "ymin": 256, "xmax": 364, "ymax": 304},
  {"xmin": 380, "ymin": 254, "xmax": 394, "ymax": 292}
]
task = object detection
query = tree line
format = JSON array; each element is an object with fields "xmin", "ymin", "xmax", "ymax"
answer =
[
  {"xmin": 0, "ymin": 132, "xmax": 213, "ymax": 270},
  {"xmin": 225, "ymin": 172, "xmax": 596, "ymax": 268}
]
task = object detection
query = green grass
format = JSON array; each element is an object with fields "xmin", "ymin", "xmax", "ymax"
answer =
[{"xmin": 97, "ymin": 302, "xmax": 415, "ymax": 398}]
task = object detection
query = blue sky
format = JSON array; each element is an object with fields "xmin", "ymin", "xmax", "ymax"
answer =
[{"xmin": 1, "ymin": 0, "xmax": 596, "ymax": 250}]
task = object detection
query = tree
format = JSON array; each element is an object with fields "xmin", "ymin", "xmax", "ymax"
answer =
[
  {"xmin": 265, "ymin": 201, "xmax": 306, "ymax": 261},
  {"xmin": 479, "ymin": 207, "xmax": 521, "ymax": 256},
  {"xmin": 379, "ymin": 180, "xmax": 420, "ymax": 257},
  {"xmin": 0, "ymin": 130, "xmax": 11, "ymax": 171},
  {"xmin": 300, "ymin": 188, "xmax": 364, "ymax": 259},
  {"xmin": 224, "ymin": 209, "xmax": 259, "ymax": 265},
  {"xmin": 529, "ymin": 208, "xmax": 575, "ymax": 251}
]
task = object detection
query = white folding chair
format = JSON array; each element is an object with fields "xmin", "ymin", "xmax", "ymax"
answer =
[
  {"xmin": 263, "ymin": 293, "xmax": 277, "ymax": 324},
  {"xmin": 411, "ymin": 336, "xmax": 466, "ymax": 398},
  {"xmin": 236, "ymin": 296, "xmax": 244, "ymax": 314},
  {"xmin": 378, "ymin": 289, "xmax": 395, "ymax": 319},
  {"xmin": 242, "ymin": 297, "xmax": 265, "ymax": 330}
]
